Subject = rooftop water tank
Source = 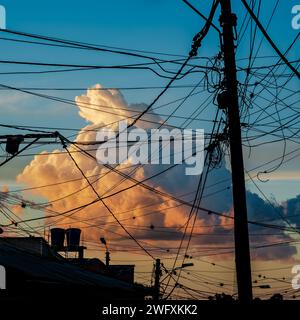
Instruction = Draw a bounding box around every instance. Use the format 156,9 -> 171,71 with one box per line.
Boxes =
66,228 -> 81,249
50,228 -> 65,249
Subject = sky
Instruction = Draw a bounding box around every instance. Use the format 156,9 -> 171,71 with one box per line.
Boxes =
0,0 -> 298,198
0,0 -> 299,299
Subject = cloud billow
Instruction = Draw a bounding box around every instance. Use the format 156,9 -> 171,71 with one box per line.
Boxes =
15,84 -> 300,262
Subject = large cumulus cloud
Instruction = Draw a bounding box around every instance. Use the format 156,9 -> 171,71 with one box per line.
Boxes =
14,84 -> 300,262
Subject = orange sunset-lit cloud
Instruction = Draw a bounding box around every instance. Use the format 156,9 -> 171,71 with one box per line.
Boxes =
14,85 -> 300,261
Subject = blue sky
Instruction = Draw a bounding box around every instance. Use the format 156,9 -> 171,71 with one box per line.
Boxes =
0,0 -> 299,199
0,0 -> 297,100
1,0 -> 297,51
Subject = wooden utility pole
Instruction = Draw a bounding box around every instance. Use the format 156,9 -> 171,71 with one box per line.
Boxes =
105,251 -> 110,267
219,0 -> 253,302
153,259 -> 161,301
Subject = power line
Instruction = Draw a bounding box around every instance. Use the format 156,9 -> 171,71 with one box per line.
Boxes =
58,134 -> 156,260
241,0 -> 300,79
181,0 -> 221,35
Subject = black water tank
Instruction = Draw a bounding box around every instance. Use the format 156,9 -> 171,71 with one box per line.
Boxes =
51,228 -> 65,249
66,228 -> 81,249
